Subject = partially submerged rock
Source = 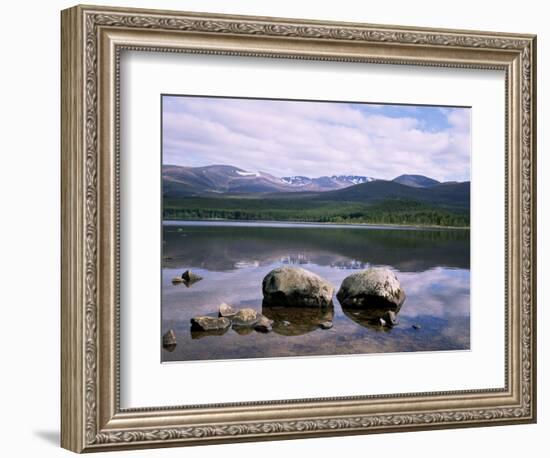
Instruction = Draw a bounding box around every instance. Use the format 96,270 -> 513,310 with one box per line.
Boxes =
219,302 -> 237,318
262,266 -> 334,308
337,268 -> 405,310
191,306 -> 275,336
182,270 -> 203,283
231,308 -> 260,327
228,308 -> 273,333
172,270 -> 203,287
254,315 -> 274,333
162,329 -> 177,351
190,316 -> 231,332
319,321 -> 333,330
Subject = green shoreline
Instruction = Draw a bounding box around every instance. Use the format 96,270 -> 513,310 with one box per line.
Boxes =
163,218 -> 470,231
163,194 -> 470,228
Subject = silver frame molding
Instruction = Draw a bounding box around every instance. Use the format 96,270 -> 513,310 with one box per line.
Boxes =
61,4 -> 537,453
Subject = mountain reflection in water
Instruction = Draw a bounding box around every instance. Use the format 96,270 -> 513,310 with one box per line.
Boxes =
162,222 -> 470,362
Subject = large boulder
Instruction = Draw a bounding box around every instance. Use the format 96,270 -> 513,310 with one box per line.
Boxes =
337,268 -> 405,310
262,266 -> 334,307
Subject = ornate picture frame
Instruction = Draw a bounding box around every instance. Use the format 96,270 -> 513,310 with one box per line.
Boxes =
61,4 -> 536,453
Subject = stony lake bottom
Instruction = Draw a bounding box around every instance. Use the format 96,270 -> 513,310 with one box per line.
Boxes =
161,222 -> 470,362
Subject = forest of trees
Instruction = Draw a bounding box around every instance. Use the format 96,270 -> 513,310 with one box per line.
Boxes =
163,197 -> 470,228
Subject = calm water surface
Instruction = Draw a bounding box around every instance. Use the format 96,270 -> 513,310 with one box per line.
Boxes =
161,221 -> 470,362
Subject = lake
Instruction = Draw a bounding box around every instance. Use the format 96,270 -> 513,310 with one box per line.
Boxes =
161,221 -> 470,362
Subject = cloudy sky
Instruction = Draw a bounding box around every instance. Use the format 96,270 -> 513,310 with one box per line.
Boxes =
162,95 -> 470,182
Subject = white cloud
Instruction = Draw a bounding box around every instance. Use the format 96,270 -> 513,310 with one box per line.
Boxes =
163,97 -> 471,181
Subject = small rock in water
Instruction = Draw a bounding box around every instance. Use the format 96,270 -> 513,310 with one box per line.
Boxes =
219,302 -> 237,318
190,316 -> 231,332
254,315 -> 274,333
382,310 -> 398,327
232,308 -> 260,327
378,318 -> 387,327
162,329 -> 177,347
171,277 -> 184,285
412,324 -> 421,330
319,321 -> 333,330
182,270 -> 203,283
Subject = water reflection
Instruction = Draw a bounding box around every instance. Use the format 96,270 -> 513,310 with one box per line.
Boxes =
161,222 -> 470,362
163,223 -> 469,273
262,305 -> 334,336
191,327 -> 230,340
341,307 -> 399,332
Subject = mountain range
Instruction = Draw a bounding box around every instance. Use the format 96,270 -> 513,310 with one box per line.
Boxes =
162,164 -> 470,227
162,164 -> 458,197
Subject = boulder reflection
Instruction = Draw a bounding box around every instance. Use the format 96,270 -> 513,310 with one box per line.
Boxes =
262,304 -> 334,336
190,327 -> 230,340
341,305 -> 402,332
232,326 -> 255,336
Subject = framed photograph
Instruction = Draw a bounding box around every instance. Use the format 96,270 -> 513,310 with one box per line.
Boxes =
61,4 -> 537,453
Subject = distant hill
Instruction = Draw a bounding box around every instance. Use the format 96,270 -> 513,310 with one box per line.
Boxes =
318,180 -> 470,209
163,165 -> 377,197
392,174 -> 440,188
162,164 -> 288,195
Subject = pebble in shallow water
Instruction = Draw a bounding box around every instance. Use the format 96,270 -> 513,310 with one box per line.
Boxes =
162,329 -> 177,352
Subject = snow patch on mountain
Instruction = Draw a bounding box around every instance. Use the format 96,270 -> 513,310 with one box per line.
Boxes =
280,176 -> 312,186
331,175 -> 376,184
236,170 -> 260,177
